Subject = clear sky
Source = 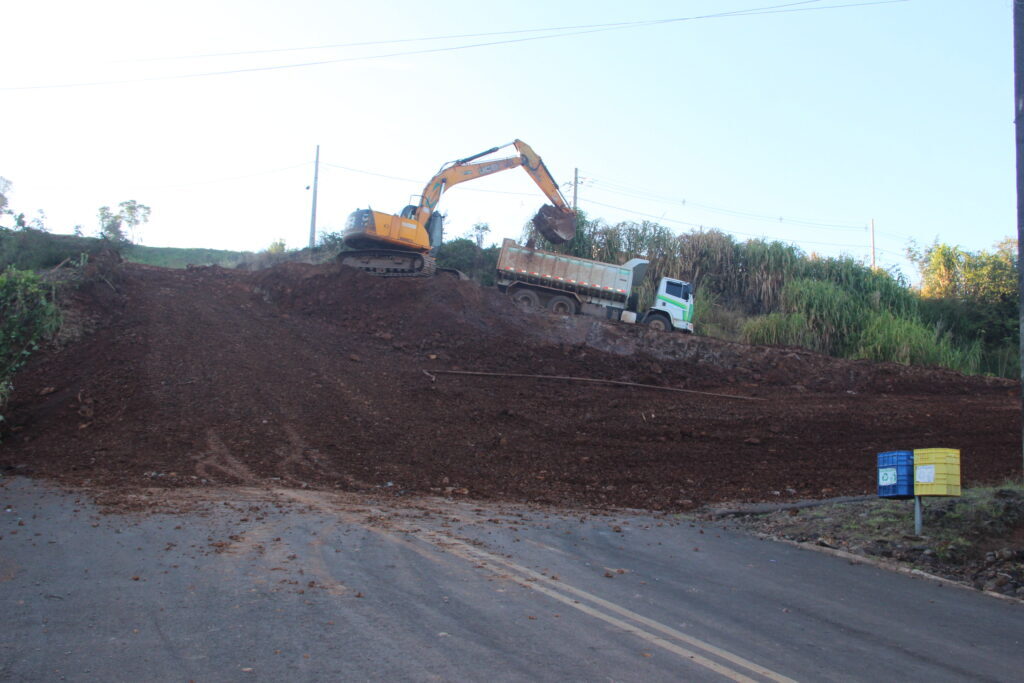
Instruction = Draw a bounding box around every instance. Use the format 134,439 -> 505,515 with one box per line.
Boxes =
0,0 -> 1016,281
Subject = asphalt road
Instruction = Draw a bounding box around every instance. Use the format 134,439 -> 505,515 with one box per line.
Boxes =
1,477 -> 1022,682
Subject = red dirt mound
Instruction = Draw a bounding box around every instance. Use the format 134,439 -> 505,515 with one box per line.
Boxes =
2,261 -> 1019,511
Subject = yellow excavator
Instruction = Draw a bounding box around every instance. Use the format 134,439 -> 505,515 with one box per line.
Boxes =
340,139 -> 576,277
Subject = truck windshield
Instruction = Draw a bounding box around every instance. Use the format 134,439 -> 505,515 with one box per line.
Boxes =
666,281 -> 691,299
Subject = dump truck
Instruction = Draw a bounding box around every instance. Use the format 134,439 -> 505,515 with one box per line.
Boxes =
495,239 -> 694,332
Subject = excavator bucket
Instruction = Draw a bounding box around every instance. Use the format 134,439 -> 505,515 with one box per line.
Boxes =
532,204 -> 576,244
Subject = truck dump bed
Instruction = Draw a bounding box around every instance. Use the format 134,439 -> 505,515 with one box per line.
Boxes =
496,239 -> 634,303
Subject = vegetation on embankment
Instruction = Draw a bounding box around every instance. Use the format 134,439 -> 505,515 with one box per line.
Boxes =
0,267 -> 61,421
0,227 -> 324,270
0,228 -> 112,270
124,245 -> 249,268
524,214 -> 1018,378
727,483 -> 1024,598
2,203 -> 1018,378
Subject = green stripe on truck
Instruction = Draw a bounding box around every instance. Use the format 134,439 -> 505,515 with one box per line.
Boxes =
656,295 -> 694,323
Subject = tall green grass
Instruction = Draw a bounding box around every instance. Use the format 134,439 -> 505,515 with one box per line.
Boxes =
777,278 -> 863,356
741,312 -> 814,349
855,313 -> 981,374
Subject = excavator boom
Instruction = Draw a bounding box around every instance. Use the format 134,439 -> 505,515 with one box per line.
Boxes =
341,139 -> 576,277
413,139 -> 575,243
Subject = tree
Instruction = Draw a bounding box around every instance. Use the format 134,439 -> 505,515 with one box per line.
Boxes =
435,237 -> 478,275
907,238 -> 1018,304
97,206 -> 127,243
435,237 -> 499,285
28,210 -> 47,232
0,177 -> 10,216
117,200 -> 151,243
267,238 -> 287,254
0,178 -> 14,230
908,237 -> 1020,351
470,222 -> 491,248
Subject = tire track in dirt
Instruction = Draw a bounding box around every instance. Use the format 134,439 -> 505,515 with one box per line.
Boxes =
193,430 -> 260,485
4,261 -> 1019,509
276,424 -> 332,487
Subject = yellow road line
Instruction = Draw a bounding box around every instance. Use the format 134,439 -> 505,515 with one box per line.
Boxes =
423,531 -> 796,683
474,546 -> 796,683
268,489 -> 795,682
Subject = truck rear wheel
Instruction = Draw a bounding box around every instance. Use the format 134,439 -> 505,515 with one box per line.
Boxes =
510,288 -> 540,308
547,295 -> 576,315
645,314 -> 671,332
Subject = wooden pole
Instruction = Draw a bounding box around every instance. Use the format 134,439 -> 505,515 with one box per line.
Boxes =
1014,1 -> 1024,481
870,218 -> 876,270
573,167 -> 579,212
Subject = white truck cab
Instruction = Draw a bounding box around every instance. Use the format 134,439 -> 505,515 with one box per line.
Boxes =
641,278 -> 694,333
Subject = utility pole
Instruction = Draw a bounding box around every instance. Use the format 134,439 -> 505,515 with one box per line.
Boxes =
870,218 -> 876,270
308,145 -> 320,249
1014,0 -> 1024,481
573,167 -> 579,212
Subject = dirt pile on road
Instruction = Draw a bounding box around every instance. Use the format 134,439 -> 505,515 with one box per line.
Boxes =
1,260 -> 1019,511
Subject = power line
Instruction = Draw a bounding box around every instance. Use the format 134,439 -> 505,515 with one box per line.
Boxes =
586,173 -> 869,227
133,162 -> 311,189
580,197 -> 878,250
322,161 -> 545,197
125,6 -> 825,62
587,179 -> 867,231
584,173 -> 920,243
139,0 -> 911,63
321,162 -> 419,185
1,0 -> 908,91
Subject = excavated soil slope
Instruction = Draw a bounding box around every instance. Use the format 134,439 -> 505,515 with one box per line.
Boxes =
2,261 -> 1020,511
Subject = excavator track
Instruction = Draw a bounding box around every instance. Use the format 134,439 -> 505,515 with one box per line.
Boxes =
338,249 -> 437,278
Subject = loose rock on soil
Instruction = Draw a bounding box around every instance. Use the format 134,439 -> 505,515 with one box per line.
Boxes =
1,260 -> 1019,512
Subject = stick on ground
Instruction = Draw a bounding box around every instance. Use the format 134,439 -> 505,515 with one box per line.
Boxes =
431,369 -> 764,401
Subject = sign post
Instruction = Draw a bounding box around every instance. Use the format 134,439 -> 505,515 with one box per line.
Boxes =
914,496 -> 922,536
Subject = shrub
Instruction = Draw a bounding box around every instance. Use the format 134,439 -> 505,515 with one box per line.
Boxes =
0,227 -> 111,270
0,267 -> 61,417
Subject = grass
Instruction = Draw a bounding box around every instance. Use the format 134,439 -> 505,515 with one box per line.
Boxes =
124,245 -> 249,269
730,481 -> 1024,572
0,228 -> 112,270
854,312 -> 981,374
